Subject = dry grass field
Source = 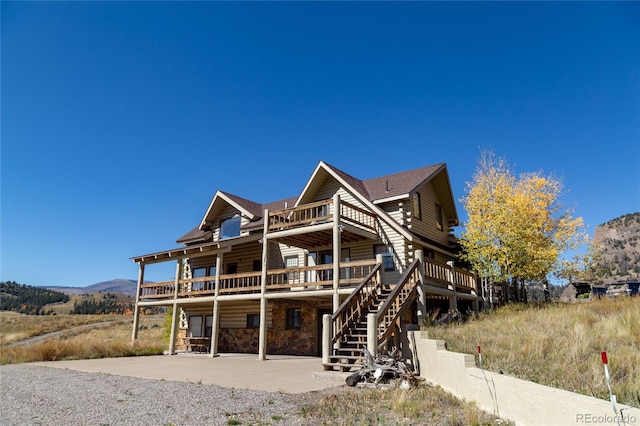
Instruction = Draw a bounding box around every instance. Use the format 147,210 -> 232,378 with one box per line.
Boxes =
426,296 -> 640,408
0,312 -> 165,364
0,311 -> 123,345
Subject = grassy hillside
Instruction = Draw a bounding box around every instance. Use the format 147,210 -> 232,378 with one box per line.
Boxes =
426,297 -> 640,407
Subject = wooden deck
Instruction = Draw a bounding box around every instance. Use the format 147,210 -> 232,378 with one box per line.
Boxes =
138,258 -> 476,302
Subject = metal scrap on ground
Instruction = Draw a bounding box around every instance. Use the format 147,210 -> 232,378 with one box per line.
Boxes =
346,348 -> 424,389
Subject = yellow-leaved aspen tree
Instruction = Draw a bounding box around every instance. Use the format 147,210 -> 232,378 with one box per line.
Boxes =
461,150 -> 585,304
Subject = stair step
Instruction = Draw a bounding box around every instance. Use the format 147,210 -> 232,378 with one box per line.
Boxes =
322,362 -> 360,372
334,348 -> 363,356
337,342 -> 366,350
329,355 -> 361,362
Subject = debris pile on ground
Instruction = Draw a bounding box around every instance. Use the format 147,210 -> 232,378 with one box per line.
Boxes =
346,348 -> 423,389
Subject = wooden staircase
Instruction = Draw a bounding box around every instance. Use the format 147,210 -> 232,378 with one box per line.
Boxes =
324,284 -> 392,371
324,259 -> 421,372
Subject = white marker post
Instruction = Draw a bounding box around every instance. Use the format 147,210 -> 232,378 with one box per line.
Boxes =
601,351 -> 621,426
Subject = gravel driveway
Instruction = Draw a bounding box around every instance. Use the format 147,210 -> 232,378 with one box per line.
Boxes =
1,364 -> 314,425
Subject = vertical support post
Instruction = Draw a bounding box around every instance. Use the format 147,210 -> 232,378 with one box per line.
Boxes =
210,254 -> 222,357
332,194 -> 341,312
376,253 -> 383,290
168,259 -> 182,355
302,249 -> 309,284
472,271 -> 480,312
131,262 -> 145,344
258,209 -> 269,361
367,313 -> 378,356
322,313 -> 331,366
447,260 -> 457,313
415,250 -> 426,325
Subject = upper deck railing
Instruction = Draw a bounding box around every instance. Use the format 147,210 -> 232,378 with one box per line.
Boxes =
267,199 -> 376,233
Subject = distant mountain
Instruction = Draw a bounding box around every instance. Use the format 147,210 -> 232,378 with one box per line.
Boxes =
592,213 -> 640,283
47,279 -> 142,297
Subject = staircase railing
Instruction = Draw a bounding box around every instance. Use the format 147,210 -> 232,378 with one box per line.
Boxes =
376,259 -> 421,343
331,263 -> 383,345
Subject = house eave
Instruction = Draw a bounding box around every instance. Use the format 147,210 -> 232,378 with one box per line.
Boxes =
372,194 -> 409,204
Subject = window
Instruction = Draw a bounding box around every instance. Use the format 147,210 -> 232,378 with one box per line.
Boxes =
285,255 -> 299,268
188,315 -> 203,337
246,313 -> 260,328
192,267 -> 206,291
252,259 -> 262,272
204,315 -> 213,337
285,255 -> 299,282
412,192 -> 422,220
374,245 -> 395,272
286,308 -> 302,329
226,262 -> 238,274
435,203 -> 444,231
220,215 -> 241,239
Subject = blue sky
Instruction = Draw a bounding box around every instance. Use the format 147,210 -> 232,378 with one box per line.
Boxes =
2,2 -> 639,287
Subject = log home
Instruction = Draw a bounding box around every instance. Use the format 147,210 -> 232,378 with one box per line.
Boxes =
131,161 -> 479,371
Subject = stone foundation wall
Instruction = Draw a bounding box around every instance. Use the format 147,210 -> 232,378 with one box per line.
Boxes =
267,300 -> 325,356
218,328 -> 259,353
214,299 -> 330,356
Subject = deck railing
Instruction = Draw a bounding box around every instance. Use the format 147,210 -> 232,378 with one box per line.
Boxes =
138,259 -> 378,300
376,259 -> 420,342
423,258 -> 476,292
332,263 -> 383,345
140,281 -> 175,299
178,277 -> 216,296
267,199 -> 376,233
268,199 -> 332,232
218,272 -> 262,295
339,201 -> 377,232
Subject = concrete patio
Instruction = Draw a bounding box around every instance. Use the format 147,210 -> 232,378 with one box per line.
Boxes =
31,353 -> 348,394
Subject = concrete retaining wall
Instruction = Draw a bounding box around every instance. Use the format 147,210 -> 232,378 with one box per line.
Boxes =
410,331 -> 640,426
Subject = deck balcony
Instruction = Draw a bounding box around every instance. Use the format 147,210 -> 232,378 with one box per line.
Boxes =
266,198 -> 378,249
137,258 -> 476,302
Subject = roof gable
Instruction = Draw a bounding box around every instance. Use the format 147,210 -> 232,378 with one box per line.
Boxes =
199,191 -> 263,231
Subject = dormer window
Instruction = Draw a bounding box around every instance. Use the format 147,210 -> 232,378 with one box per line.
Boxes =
220,215 -> 241,239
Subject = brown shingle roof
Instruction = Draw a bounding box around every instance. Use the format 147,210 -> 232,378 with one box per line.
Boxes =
219,191 -> 264,218
363,163 -> 444,201
322,162 -> 371,200
176,227 -> 211,244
